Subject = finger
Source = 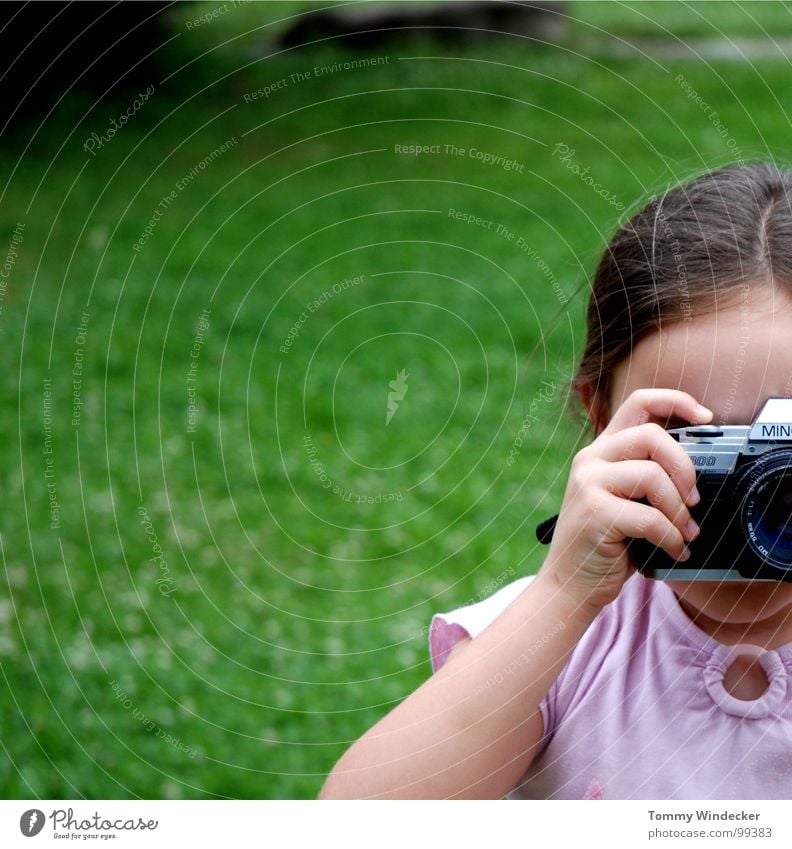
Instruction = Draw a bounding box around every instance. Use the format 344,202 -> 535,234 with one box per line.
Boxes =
601,459 -> 698,541
598,496 -> 691,562
602,388 -> 712,437
596,424 -> 700,506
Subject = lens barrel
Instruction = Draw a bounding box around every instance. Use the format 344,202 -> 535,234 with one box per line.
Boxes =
738,449 -> 792,572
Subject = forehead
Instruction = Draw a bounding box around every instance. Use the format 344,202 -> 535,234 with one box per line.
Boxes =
608,286 -> 792,424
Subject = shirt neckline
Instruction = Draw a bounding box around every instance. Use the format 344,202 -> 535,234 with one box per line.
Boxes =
646,573 -> 792,664
643,574 -> 792,717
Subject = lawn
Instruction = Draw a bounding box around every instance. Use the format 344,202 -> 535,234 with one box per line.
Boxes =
1,0 -> 791,799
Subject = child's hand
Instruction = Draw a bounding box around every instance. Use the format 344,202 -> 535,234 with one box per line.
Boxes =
540,388 -> 712,612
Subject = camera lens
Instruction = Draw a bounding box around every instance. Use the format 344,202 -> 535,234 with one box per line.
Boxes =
741,451 -> 792,571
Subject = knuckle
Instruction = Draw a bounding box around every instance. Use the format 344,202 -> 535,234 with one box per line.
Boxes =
667,447 -> 692,473
570,450 -> 599,484
629,388 -> 651,406
647,481 -> 669,507
665,453 -> 685,474
681,450 -> 698,474
571,446 -> 591,470
672,454 -> 697,488
640,510 -> 665,537
672,460 -> 690,483
580,486 -> 605,517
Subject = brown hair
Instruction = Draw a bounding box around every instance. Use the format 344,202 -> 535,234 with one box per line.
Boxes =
570,160 -> 792,434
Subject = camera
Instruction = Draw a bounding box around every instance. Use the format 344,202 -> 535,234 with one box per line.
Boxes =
536,397 -> 792,582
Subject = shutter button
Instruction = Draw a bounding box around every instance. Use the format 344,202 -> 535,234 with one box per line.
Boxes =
685,425 -> 724,438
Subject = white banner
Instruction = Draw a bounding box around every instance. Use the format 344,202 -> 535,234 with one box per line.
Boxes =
2,800 -> 790,848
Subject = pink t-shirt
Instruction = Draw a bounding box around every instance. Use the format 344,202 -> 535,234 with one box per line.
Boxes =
428,571 -> 792,799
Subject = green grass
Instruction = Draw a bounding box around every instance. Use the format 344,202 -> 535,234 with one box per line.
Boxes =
569,0 -> 792,39
2,0 -> 792,799
167,0 -> 792,46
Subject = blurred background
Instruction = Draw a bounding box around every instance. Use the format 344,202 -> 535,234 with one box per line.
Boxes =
1,0 -> 791,799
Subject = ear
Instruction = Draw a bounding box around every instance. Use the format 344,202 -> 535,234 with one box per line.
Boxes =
577,382 -> 607,436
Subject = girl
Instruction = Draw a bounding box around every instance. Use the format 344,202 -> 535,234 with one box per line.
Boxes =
320,161 -> 792,800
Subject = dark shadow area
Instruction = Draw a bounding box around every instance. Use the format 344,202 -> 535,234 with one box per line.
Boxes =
0,2 -> 173,137
275,1 -> 568,49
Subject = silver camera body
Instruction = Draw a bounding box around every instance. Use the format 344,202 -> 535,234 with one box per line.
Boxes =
537,397 -> 792,582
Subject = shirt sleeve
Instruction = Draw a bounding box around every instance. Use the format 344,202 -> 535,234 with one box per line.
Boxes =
428,574 -> 536,673
537,574 -> 630,735
427,570 -> 628,750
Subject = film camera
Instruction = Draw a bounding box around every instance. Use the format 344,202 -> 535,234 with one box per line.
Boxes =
536,398 -> 792,582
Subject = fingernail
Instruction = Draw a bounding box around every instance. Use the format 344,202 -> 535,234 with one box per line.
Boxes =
696,404 -> 713,421
686,518 -> 700,539
688,486 -> 701,506
679,546 -> 691,561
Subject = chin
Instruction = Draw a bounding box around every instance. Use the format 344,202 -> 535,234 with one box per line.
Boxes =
665,579 -> 792,624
